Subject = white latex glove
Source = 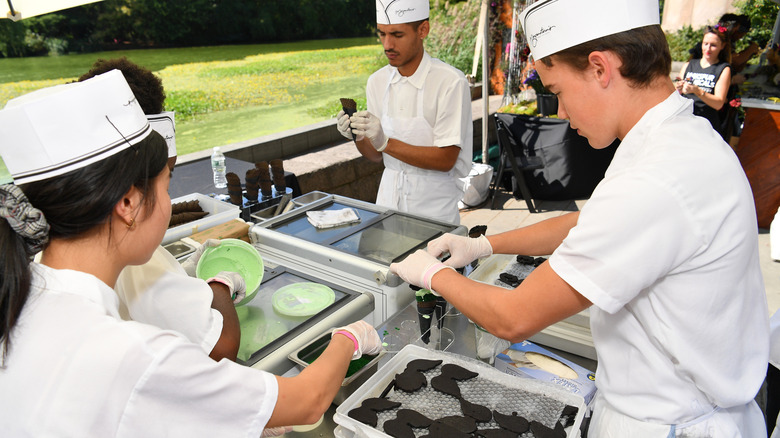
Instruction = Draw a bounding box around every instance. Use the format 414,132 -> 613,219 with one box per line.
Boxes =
427,234 -> 493,269
350,111 -> 388,152
207,271 -> 247,304
261,426 -> 293,437
390,249 -> 456,292
332,320 -> 383,360
181,239 -> 221,277
336,110 -> 353,140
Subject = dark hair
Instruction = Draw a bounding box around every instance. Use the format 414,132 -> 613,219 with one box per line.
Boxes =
704,25 -> 732,64
540,25 -> 672,89
0,131 -> 168,364
78,57 -> 166,115
719,13 -> 750,33
410,19 -> 429,31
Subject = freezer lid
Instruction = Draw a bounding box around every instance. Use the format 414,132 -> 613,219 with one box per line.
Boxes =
250,195 -> 466,287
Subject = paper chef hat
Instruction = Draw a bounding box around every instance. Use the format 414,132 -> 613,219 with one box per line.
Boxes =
0,69 -> 152,185
376,0 -> 429,25
147,111 -> 176,158
520,0 -> 660,60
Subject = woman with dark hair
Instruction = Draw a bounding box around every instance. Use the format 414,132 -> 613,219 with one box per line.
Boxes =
0,70 -> 382,436
676,25 -> 733,137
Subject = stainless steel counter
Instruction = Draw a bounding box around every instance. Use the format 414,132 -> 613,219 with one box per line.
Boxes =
281,299 -> 597,437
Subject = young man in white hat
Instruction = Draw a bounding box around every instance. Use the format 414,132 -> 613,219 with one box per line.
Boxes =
390,0 -> 769,435
337,0 -> 472,225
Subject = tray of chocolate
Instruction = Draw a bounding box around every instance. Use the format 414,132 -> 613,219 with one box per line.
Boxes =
468,255 -> 589,329
334,345 -> 585,438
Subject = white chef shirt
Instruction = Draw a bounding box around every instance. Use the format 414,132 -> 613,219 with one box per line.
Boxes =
366,51 -> 473,179
116,246 -> 222,354
0,263 -> 278,437
549,93 -> 769,427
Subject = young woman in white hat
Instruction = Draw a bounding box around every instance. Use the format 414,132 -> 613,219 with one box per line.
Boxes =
0,70 -> 382,436
391,0 -> 768,436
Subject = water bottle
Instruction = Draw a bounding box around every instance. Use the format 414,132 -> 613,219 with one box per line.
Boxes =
211,146 -> 227,189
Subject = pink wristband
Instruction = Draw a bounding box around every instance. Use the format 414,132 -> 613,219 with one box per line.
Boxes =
422,263 -> 447,290
333,330 -> 359,353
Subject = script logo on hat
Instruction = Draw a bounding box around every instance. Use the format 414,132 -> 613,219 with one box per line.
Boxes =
530,25 -> 556,48
396,7 -> 416,18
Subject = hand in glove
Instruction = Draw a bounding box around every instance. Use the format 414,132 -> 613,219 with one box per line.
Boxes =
427,234 -> 493,269
207,271 -> 247,304
350,111 -> 388,152
332,320 -> 383,360
336,110 -> 353,140
181,239 -> 221,277
390,249 -> 456,292
262,426 -> 293,437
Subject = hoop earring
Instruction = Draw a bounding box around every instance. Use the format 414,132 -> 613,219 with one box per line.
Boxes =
127,218 -> 135,229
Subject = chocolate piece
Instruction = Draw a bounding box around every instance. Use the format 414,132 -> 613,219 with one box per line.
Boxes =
533,257 -> 546,267
460,398 -> 492,422
492,411 -> 529,433
474,429 -> 518,438
270,159 -> 286,191
431,374 -> 461,398
406,359 -> 443,372
245,168 -> 260,202
468,225 -> 488,238
440,364 -> 478,381
255,161 -> 272,197
560,404 -> 578,428
529,420 -> 566,438
347,397 -> 401,428
169,211 -> 208,227
498,272 -> 521,287
515,255 -> 536,265
395,368 -> 427,392
437,415 -> 477,433
171,200 -> 202,214
226,172 -> 243,206
394,358 -> 443,392
422,420 -> 472,438
340,98 -> 357,116
383,409 -> 432,438
340,98 -> 358,141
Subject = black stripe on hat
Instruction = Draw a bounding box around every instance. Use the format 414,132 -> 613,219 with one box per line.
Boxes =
14,122 -> 152,183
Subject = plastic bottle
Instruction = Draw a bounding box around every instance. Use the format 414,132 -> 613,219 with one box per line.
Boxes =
211,146 -> 227,189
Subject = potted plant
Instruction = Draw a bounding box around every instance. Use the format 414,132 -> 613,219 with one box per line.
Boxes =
524,69 -> 558,116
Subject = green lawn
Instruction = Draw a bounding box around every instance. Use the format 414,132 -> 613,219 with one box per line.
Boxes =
0,37 -> 383,182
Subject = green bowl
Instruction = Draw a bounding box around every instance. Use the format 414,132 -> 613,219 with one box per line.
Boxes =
196,239 -> 264,306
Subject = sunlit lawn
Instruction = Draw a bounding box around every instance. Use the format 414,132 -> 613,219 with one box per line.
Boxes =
0,37 -> 384,181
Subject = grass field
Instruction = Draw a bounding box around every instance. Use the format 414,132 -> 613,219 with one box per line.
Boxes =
0,37 -> 384,181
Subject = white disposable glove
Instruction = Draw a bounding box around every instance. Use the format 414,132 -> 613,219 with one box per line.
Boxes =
207,271 -> 247,304
332,320 -> 383,360
390,249 -> 456,292
427,234 -> 493,269
336,110 -> 353,140
350,111 -> 388,152
261,426 -> 293,437
181,239 -> 221,277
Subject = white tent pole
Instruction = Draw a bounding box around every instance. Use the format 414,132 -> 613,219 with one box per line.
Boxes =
472,0 -> 486,78
481,0 -> 489,164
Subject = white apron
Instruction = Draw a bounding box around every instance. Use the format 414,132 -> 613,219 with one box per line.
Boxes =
375,72 -> 464,225
590,392 -> 767,437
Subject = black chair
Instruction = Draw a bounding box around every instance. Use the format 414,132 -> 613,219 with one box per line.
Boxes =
490,113 -> 545,212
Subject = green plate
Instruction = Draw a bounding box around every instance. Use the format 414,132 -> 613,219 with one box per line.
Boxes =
272,282 -> 336,317
196,239 -> 264,306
